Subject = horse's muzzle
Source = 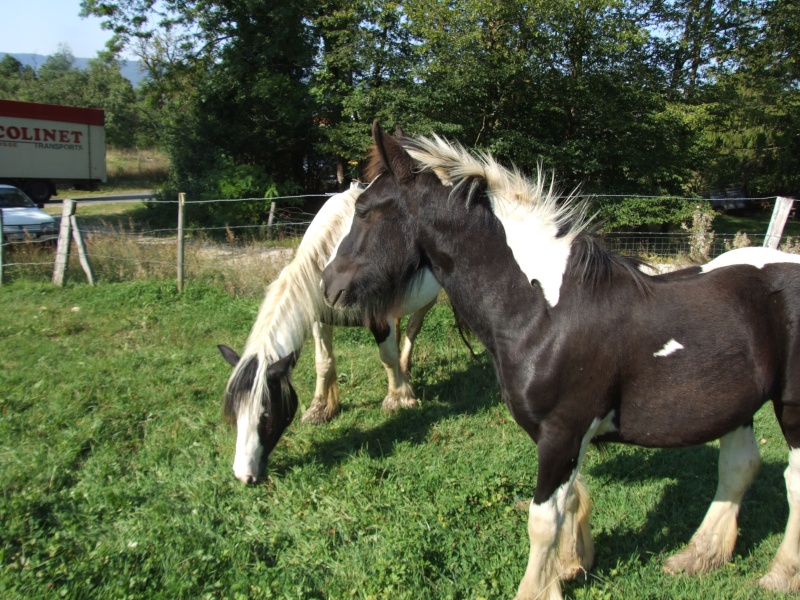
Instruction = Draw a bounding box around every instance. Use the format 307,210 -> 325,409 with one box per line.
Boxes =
321,262 -> 355,309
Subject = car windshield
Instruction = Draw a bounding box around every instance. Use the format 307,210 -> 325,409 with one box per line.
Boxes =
0,189 -> 36,209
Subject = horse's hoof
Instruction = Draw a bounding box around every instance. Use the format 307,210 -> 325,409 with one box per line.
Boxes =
300,401 -> 338,424
381,394 -> 418,411
559,564 -> 589,582
760,563 -> 800,593
663,551 -> 702,576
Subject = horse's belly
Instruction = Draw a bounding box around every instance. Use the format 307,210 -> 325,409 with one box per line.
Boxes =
612,385 -> 770,448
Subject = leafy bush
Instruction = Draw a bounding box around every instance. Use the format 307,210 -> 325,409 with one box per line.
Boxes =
594,197 -> 714,232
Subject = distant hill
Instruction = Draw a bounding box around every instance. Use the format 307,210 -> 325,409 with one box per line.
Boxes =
0,52 -> 147,88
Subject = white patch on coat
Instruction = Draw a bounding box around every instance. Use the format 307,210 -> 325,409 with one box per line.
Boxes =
494,211 -> 573,307
653,339 -> 684,357
702,247 -> 800,273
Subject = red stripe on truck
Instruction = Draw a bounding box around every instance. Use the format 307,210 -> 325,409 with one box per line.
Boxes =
0,99 -> 105,126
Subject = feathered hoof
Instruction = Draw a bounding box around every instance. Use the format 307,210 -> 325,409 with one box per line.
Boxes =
300,399 -> 339,424
663,544 -> 723,576
381,393 -> 418,411
760,562 -> 800,593
559,563 -> 589,582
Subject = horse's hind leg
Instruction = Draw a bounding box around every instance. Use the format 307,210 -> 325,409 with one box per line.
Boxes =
301,321 -> 340,424
664,425 -> 760,576
374,318 -> 418,411
760,429 -> 800,592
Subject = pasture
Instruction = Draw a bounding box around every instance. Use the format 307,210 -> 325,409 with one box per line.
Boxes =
0,279 -> 792,599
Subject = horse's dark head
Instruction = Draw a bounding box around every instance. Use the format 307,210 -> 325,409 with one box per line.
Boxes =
322,121 -> 436,316
218,344 -> 298,484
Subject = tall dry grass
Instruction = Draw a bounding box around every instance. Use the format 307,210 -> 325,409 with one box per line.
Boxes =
2,224 -> 296,297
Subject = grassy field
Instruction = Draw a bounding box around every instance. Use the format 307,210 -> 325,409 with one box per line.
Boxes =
0,278 -> 794,599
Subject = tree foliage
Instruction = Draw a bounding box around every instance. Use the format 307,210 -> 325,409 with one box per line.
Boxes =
4,0 -> 791,216
0,46 -> 151,149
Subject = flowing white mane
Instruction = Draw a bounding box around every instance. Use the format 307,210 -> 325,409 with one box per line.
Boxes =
405,135 -> 590,306
225,184 -> 363,419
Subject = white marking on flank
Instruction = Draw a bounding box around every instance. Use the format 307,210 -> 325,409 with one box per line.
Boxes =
654,339 -> 684,357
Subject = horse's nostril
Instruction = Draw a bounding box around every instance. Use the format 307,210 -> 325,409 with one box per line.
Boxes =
246,475 -> 257,485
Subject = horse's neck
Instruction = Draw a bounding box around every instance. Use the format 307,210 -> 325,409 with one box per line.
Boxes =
243,265 -> 322,361
242,192 -> 359,362
423,202 -> 555,356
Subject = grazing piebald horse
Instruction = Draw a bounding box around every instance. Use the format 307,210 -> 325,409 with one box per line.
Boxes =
222,182 -> 440,484
321,122 -> 800,598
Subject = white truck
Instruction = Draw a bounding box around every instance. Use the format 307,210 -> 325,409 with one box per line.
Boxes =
0,99 -> 106,202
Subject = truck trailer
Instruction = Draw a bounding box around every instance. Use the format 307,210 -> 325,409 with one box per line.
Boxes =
0,99 -> 106,202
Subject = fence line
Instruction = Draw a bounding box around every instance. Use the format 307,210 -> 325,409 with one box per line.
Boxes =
1,193 -> 797,287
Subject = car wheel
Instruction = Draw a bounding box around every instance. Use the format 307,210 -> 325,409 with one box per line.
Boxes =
25,181 -> 52,203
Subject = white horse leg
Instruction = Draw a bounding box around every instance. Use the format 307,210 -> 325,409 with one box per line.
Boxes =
516,418 -> 607,600
301,321 -> 340,424
516,477 -> 575,600
664,425 -> 760,575
760,448 -> 800,592
379,318 -> 418,411
399,298 -> 436,377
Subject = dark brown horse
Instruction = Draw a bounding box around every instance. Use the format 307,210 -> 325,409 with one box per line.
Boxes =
321,122 -> 800,599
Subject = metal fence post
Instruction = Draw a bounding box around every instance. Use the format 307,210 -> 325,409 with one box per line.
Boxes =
177,192 -> 185,292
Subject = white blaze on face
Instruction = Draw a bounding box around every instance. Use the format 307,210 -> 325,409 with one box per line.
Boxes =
233,409 -> 263,484
653,339 -> 684,357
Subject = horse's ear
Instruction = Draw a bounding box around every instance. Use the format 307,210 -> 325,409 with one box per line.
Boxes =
218,344 -> 240,367
267,352 -> 297,379
395,125 -> 407,139
373,120 -> 414,183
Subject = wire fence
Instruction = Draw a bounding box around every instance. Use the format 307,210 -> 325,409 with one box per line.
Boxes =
1,193 -> 797,292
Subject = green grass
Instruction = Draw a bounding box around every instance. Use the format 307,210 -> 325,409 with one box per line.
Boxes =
713,210 -> 800,237
0,279 -> 792,599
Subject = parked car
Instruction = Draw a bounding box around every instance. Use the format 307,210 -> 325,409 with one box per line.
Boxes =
0,184 -> 58,242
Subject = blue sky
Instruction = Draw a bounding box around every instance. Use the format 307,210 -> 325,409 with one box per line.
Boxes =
3,0 -> 134,59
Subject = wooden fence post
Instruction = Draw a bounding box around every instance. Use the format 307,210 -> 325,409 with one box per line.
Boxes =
764,196 -> 795,249
177,192 -> 185,292
267,200 -> 277,238
52,199 -> 75,286
70,214 -> 95,285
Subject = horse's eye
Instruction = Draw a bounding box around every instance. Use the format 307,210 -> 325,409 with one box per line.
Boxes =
355,207 -> 369,219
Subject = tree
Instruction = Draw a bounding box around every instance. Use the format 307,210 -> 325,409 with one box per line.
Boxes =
0,55 -> 36,99
700,0 -> 800,195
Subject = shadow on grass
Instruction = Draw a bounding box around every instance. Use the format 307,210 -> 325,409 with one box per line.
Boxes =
581,445 -> 787,573
269,352 -> 500,473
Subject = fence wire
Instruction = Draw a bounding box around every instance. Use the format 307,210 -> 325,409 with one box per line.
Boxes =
1,194 -> 796,286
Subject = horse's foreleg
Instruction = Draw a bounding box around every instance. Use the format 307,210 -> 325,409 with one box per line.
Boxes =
301,321 -> 340,424
375,318 -> 418,411
664,425 -> 760,576
760,447 -> 800,592
516,481 -> 570,600
399,298 -> 436,377
516,420 -> 602,600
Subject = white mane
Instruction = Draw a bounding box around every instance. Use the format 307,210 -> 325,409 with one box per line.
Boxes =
406,135 -> 590,306
225,184 -> 363,420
